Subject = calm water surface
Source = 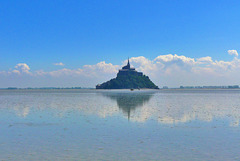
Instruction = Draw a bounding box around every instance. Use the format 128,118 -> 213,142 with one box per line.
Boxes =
1,89 -> 240,160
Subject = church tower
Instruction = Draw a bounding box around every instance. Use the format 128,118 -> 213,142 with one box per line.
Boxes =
122,57 -> 131,69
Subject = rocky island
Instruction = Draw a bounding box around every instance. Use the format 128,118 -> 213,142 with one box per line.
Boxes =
96,58 -> 159,89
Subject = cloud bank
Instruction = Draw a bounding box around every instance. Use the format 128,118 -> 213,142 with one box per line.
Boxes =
1,50 -> 240,88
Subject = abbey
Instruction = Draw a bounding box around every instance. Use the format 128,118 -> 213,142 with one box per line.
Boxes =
117,58 -> 143,77
96,58 -> 159,89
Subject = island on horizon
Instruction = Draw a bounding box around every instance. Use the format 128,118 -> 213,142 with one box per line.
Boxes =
96,58 -> 159,89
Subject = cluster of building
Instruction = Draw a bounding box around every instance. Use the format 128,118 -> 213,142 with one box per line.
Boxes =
117,58 -> 143,77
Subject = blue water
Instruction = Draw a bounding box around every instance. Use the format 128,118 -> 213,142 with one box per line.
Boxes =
0,89 -> 240,160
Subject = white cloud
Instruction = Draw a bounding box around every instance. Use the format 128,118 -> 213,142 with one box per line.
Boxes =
14,63 -> 31,74
43,61 -> 119,78
54,62 -> 65,66
228,50 -> 238,57
154,54 -> 195,65
196,56 -> 213,64
83,61 -> 119,76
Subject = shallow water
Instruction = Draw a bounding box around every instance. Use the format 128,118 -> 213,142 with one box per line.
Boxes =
0,89 -> 240,160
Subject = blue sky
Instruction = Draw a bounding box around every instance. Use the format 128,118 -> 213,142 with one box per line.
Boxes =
1,0 -> 240,87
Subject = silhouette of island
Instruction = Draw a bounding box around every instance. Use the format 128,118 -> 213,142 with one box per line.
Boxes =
96,58 -> 159,89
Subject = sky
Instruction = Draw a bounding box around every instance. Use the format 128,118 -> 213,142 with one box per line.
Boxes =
1,0 -> 240,88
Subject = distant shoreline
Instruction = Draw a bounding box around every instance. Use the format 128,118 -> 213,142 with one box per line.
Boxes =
1,85 -> 239,90
1,88 -> 240,91
0,87 -> 93,90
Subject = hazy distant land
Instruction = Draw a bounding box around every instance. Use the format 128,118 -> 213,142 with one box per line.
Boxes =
1,85 -> 240,90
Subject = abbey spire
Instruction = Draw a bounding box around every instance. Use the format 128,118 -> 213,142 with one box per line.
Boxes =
122,57 -> 131,70
127,57 -> 130,66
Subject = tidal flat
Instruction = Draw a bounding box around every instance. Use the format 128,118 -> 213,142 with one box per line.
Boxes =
0,89 -> 240,160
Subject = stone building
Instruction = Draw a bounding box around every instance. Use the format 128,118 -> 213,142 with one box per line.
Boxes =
117,58 -> 143,77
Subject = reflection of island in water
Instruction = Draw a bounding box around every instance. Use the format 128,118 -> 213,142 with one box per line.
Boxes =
101,91 -> 155,120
